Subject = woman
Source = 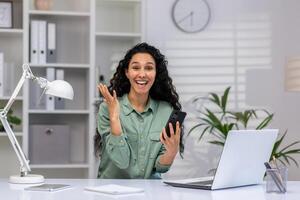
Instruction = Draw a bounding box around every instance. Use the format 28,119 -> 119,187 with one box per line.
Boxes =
95,42 -> 183,179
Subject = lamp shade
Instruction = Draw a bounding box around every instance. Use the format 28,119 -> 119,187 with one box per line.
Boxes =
286,57 -> 300,92
45,80 -> 74,100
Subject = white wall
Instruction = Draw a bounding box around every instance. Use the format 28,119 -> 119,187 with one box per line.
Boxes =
145,0 -> 300,180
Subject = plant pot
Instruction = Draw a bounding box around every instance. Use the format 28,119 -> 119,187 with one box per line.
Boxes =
34,0 -> 53,11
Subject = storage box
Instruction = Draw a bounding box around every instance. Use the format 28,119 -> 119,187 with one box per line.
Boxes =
29,125 -> 70,164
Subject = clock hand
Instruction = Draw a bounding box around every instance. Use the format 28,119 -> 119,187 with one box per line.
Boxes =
177,11 -> 193,24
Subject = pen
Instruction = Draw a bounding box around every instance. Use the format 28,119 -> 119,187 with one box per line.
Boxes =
264,162 -> 286,193
272,156 -> 285,187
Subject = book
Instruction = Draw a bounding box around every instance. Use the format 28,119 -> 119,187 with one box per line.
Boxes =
24,184 -> 71,192
84,184 -> 144,195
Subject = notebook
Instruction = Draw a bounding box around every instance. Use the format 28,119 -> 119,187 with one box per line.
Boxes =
84,184 -> 144,195
164,129 -> 278,190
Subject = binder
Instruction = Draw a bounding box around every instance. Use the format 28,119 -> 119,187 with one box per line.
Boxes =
47,23 -> 56,63
0,52 -> 3,96
55,69 -> 64,109
30,20 -> 39,64
3,63 -> 15,96
29,80 -> 46,109
46,68 -> 55,110
38,20 -> 47,64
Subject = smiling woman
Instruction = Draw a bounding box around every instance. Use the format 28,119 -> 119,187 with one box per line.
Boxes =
94,43 -> 184,179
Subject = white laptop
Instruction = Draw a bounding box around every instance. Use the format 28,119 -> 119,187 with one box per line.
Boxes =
164,129 -> 278,190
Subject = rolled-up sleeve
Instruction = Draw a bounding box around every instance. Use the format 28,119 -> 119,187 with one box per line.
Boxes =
98,103 -> 130,169
154,145 -> 171,173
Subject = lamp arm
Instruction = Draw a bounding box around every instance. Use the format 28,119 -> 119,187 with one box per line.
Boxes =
3,64 -> 35,113
0,116 -> 30,176
0,65 -> 33,176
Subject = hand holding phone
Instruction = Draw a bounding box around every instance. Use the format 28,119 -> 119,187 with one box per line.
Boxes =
165,110 -> 186,137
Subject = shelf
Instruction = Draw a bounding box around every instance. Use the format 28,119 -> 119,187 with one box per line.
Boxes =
0,132 -> 22,137
29,63 -> 90,69
29,10 -> 90,17
0,96 -> 23,101
30,164 -> 89,169
0,29 -> 23,35
28,110 -> 90,114
96,31 -> 141,38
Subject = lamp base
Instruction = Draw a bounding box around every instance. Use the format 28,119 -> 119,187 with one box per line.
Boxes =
9,174 -> 44,184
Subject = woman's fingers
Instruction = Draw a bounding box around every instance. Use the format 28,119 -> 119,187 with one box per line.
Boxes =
175,121 -> 181,142
160,132 -> 165,144
98,83 -> 114,103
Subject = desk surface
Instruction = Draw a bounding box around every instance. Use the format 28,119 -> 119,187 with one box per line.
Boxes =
1,179 -> 299,200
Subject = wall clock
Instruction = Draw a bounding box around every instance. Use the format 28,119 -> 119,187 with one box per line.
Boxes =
171,0 -> 211,33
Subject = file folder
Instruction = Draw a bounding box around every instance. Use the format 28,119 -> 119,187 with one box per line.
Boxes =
38,20 -> 47,64
47,23 -> 56,63
30,20 -> 39,64
3,63 -> 15,96
55,69 -> 65,109
46,68 -> 55,110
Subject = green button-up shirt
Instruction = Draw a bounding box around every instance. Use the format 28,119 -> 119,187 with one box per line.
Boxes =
97,94 -> 173,179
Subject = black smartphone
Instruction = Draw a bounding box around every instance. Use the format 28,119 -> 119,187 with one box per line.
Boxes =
165,110 -> 187,137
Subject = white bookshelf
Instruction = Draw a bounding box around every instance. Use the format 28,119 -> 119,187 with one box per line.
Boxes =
0,0 -> 144,179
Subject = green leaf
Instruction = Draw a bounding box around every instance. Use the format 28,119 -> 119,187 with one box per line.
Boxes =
209,93 -> 220,107
279,141 -> 300,153
209,140 -> 225,146
272,131 -> 287,156
187,123 -> 206,136
206,109 -> 221,125
280,149 -> 300,155
197,126 -> 211,142
221,87 -> 230,112
285,155 -> 299,167
256,114 -> 273,129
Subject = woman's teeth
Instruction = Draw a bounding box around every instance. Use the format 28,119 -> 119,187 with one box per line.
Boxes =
136,80 -> 147,85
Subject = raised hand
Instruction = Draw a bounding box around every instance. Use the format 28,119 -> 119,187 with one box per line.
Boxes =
98,83 -> 121,135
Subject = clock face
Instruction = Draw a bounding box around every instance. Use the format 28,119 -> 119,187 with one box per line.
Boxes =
172,0 -> 211,33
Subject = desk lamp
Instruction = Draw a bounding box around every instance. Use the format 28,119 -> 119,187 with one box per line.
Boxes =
0,64 -> 74,184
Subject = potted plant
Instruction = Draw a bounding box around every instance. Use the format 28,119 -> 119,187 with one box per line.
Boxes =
0,109 -> 21,132
188,87 -> 300,166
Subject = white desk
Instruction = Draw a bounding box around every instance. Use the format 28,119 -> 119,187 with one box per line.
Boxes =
1,179 -> 299,200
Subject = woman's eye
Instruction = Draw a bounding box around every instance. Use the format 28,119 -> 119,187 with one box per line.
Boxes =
145,66 -> 154,70
132,66 -> 140,70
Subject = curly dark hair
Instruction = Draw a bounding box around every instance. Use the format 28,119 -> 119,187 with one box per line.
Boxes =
94,42 -> 184,157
